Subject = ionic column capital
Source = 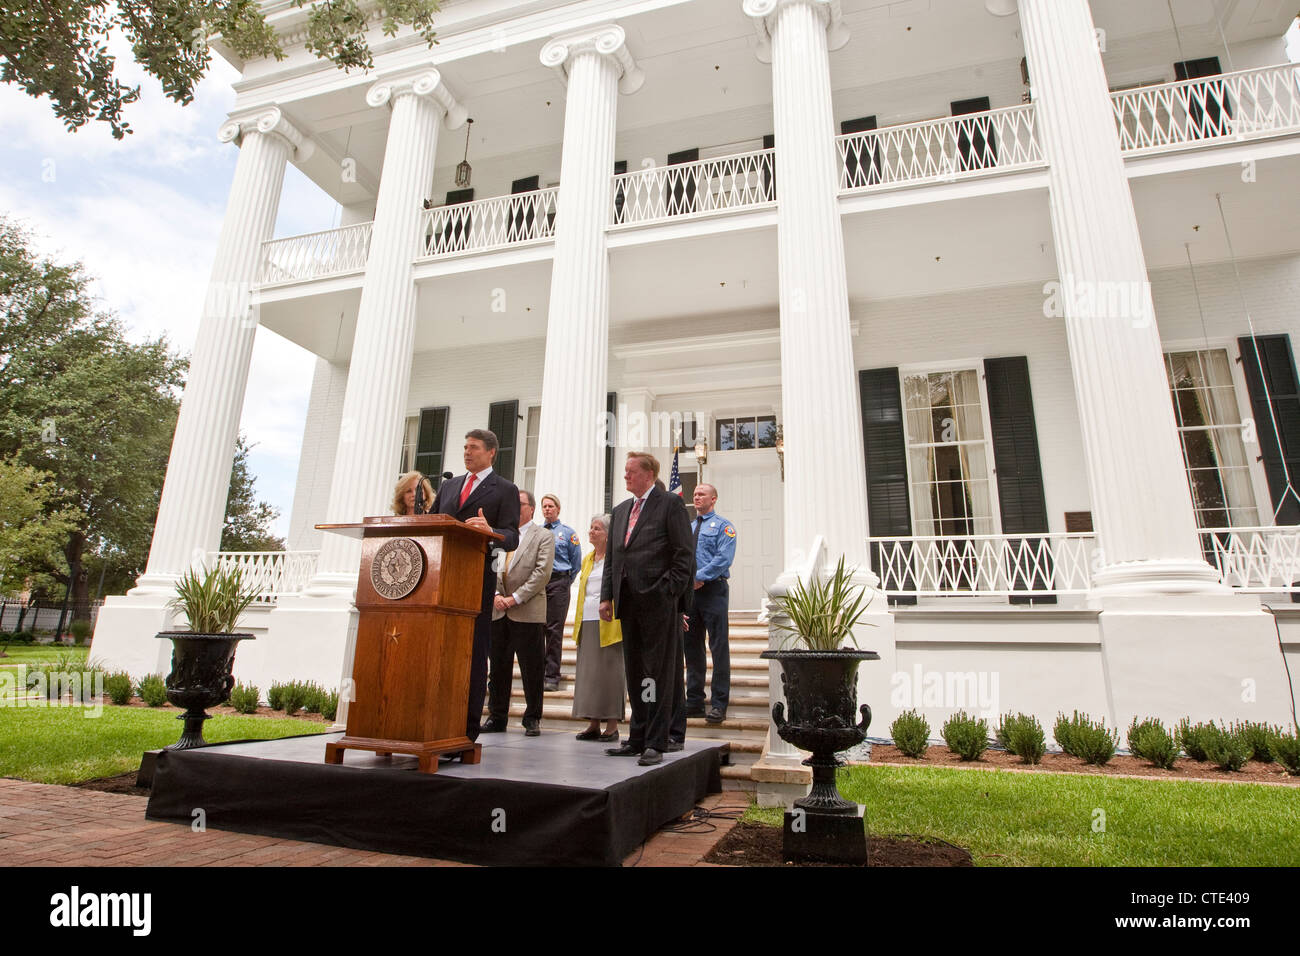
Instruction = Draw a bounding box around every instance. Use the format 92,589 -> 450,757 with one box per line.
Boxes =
540,24 -> 645,95
366,66 -> 468,130
742,0 -> 848,63
218,106 -> 315,160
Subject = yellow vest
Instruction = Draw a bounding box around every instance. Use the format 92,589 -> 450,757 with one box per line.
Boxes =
573,550 -> 623,648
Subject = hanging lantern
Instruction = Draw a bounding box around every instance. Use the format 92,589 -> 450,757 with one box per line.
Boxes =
455,119 -> 474,188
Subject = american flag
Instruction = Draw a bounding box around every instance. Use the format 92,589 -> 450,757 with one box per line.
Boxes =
667,450 -> 683,496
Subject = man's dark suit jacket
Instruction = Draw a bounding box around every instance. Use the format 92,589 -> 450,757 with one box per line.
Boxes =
601,485 -> 694,615
430,468 -> 520,741
431,470 -> 521,580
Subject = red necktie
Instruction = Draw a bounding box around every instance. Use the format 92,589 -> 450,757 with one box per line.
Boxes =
625,497 -> 643,545
459,473 -> 476,508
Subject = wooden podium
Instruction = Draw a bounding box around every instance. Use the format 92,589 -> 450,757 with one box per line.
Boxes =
318,514 -> 500,772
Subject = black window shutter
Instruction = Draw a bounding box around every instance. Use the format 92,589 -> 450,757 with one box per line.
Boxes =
951,96 -> 995,171
444,188 -> 474,250
613,161 -> 627,224
761,134 -> 775,201
414,407 -> 449,487
840,115 -> 880,186
985,357 -> 1054,604
860,368 -> 915,604
1174,56 -> 1230,134
604,391 -> 617,512
509,176 -> 539,241
666,148 -> 699,214
1238,334 -> 1300,525
488,400 -> 519,483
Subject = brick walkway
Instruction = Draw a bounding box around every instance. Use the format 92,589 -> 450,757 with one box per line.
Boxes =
0,778 -> 746,867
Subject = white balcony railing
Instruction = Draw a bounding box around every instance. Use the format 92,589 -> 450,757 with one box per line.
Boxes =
418,187 -> 560,258
1111,63 -> 1300,156
611,148 -> 775,227
869,533 -> 1097,597
258,222 -> 373,285
206,551 -> 320,604
1200,526 -> 1300,593
838,103 -> 1046,194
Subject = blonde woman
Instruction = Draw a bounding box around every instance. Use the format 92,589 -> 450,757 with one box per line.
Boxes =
393,471 -> 435,516
571,514 -> 625,741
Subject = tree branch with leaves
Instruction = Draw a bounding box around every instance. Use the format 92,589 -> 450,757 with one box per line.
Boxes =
0,0 -> 440,138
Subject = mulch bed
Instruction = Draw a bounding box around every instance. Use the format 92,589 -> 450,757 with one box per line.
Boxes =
109,699 -> 332,722
865,744 -> 1300,785
69,772 -> 150,797
704,823 -> 971,867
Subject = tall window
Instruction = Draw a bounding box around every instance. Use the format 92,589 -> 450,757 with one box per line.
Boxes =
901,369 -> 996,537
521,405 -> 541,495
399,416 -> 419,475
1165,349 -> 1258,528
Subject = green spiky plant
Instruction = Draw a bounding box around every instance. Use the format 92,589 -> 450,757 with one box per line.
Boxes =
169,566 -> 263,634
767,555 -> 875,650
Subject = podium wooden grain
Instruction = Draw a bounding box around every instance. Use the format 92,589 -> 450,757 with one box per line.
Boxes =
318,515 -> 500,772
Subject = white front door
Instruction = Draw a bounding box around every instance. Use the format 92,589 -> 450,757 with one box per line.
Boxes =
704,450 -> 784,611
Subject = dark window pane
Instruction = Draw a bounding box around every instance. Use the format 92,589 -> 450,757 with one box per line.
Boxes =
737,420 -> 756,449
758,417 -> 777,448
717,420 -> 736,451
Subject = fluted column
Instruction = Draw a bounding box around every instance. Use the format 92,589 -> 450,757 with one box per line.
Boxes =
310,67 -> 466,592
1020,0 -> 1221,593
532,25 -> 644,523
744,0 -> 870,573
135,108 -> 309,593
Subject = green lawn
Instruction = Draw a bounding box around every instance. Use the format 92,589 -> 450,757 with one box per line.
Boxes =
0,645 -> 90,666
745,764 -> 1300,867
0,705 -> 329,784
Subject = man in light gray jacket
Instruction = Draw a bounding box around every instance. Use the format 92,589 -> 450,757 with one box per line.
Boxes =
483,490 -> 555,736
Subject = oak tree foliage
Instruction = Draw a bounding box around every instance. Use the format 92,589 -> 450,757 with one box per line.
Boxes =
0,0 -> 440,138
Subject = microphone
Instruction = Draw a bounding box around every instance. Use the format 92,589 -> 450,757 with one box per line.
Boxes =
414,480 -> 426,515
442,471 -> 453,481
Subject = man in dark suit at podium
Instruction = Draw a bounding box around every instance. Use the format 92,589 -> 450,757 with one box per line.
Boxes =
431,428 -> 521,743
600,452 -> 694,765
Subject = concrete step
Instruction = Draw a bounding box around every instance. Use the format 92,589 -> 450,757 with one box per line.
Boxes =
495,701 -> 770,735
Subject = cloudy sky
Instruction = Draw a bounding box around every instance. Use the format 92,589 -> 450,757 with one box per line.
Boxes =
2,19 -> 1297,547
0,41 -> 338,541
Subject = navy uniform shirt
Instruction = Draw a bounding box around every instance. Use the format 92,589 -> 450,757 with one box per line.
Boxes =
692,511 -> 737,582
544,520 -> 583,575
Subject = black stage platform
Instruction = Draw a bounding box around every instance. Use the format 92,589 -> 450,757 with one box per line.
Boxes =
145,729 -> 726,866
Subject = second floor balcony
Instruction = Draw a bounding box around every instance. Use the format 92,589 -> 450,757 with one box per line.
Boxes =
255,63 -> 1300,287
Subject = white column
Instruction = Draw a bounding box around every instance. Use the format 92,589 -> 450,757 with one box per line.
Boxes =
134,108 -> 309,594
532,26 -> 644,526
743,0 -> 870,572
309,68 -> 466,593
1020,0 -> 1222,594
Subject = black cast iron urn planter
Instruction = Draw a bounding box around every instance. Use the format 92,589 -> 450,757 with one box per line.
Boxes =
155,631 -> 254,750
760,648 -> 879,815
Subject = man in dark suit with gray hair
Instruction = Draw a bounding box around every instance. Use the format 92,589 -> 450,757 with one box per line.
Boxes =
600,451 -> 694,766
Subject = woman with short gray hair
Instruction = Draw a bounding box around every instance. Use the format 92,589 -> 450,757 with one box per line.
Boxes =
571,513 -> 625,740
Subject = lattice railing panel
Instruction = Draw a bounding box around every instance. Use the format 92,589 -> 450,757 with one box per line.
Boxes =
838,104 -> 1045,193
259,223 -> 372,285
1111,63 -> 1300,156
418,187 -> 560,258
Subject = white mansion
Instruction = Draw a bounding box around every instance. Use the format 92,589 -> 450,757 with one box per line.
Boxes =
94,0 -> 1300,777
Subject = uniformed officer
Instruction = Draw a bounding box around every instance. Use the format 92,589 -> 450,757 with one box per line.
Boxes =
540,493 -> 583,691
686,483 -> 736,723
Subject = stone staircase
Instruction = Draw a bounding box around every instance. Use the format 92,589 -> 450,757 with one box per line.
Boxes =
494,611 -> 771,789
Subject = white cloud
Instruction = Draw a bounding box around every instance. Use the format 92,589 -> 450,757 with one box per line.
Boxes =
0,37 -> 338,544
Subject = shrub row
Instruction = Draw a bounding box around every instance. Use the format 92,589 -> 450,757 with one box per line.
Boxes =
267,681 -> 338,720
886,708 -> 1299,776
